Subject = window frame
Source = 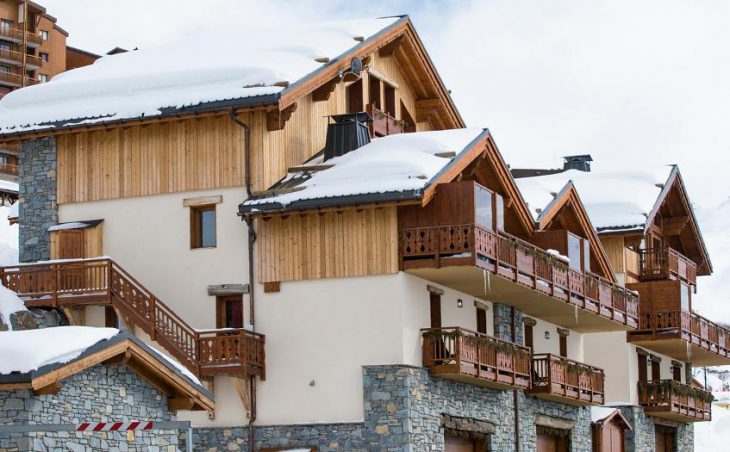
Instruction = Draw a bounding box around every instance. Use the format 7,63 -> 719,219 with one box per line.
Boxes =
190,204 -> 217,249
40,30 -> 49,40
39,52 -> 48,63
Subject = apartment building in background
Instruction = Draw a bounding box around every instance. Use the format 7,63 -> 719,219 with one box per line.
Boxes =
0,14 -> 724,452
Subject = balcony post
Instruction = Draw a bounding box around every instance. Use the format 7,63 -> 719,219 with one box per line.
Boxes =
455,328 -> 462,371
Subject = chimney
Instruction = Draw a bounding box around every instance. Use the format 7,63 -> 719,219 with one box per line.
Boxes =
563,154 -> 593,172
323,112 -> 372,161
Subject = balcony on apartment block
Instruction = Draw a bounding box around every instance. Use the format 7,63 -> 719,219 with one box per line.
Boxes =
638,380 -> 712,422
421,327 -> 531,390
528,354 -> 605,406
400,181 -> 639,333
638,247 -> 697,286
366,104 -> 405,137
0,26 -> 42,47
0,48 -> 42,68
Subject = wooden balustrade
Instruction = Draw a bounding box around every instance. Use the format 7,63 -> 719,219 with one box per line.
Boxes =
0,27 -> 42,46
367,104 -> 404,136
638,380 -> 712,422
0,48 -> 41,67
638,247 -> 697,285
0,258 -> 265,379
421,327 -> 531,390
529,353 -> 605,406
632,310 -> 730,358
401,223 -> 639,328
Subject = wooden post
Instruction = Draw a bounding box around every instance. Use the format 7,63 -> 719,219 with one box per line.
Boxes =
51,264 -> 58,307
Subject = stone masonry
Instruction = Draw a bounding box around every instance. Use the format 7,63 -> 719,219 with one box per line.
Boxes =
18,137 -> 57,263
618,405 -> 694,452
0,364 -> 179,452
492,303 -> 524,344
188,365 -> 592,451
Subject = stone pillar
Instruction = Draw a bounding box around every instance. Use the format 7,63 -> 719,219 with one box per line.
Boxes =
492,303 -> 524,344
18,137 -> 57,263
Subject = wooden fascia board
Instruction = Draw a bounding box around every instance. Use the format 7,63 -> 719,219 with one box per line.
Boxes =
252,199 -> 419,220
646,167 -> 712,274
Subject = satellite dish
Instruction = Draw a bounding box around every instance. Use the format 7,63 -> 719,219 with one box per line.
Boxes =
350,57 -> 363,75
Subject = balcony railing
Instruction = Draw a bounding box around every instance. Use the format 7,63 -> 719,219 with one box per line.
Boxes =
638,247 -> 697,285
401,224 -> 639,328
528,353 -> 605,406
0,162 -> 18,175
0,48 -> 42,67
422,327 -> 531,390
367,104 -> 404,136
630,310 -> 730,359
638,380 -> 712,422
0,27 -> 42,46
0,71 -> 21,86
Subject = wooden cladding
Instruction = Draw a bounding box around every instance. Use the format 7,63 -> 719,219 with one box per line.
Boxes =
258,207 -> 398,283
57,115 -> 248,204
50,224 -> 103,259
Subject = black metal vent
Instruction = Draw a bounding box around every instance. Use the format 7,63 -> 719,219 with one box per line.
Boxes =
323,112 -> 372,161
563,154 -> 593,172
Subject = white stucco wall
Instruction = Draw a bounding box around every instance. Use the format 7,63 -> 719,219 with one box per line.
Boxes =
528,316 -> 584,362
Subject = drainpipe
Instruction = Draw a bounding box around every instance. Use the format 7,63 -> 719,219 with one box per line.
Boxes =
511,306 -> 520,452
228,109 -> 257,451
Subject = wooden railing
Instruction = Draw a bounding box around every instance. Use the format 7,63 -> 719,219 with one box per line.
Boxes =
638,247 -> 697,285
0,48 -> 41,67
638,380 -> 712,422
400,224 -> 639,328
0,71 -> 21,86
631,310 -> 730,358
367,104 -> 404,136
0,258 -> 265,379
0,27 -> 42,46
529,353 -> 605,405
422,327 -> 531,389
0,162 -> 18,175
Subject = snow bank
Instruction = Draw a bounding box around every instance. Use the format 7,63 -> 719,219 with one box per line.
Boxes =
0,284 -> 25,330
0,326 -> 118,374
0,17 -> 400,133
514,165 -> 674,231
245,128 -> 485,207
696,406 -> 730,449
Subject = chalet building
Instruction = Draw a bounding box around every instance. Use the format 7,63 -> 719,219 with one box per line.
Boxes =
0,14 -> 721,452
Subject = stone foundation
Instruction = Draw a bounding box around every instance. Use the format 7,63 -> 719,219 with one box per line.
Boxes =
0,365 -> 178,451
188,365 -> 592,451
617,405 -> 694,452
18,137 -> 57,263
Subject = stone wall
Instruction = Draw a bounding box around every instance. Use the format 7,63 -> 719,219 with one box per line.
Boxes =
188,365 -> 592,451
492,303 -> 524,344
617,405 -> 694,452
18,137 -> 57,263
0,365 -> 178,451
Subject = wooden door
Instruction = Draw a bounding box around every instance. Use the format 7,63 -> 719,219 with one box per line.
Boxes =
600,422 -> 624,452
537,432 -> 568,452
444,434 -> 487,452
430,293 -> 442,329
654,426 -> 675,452
56,229 -> 85,259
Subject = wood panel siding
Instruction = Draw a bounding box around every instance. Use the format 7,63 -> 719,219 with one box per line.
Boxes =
257,207 -> 398,283
50,224 -> 103,259
600,236 -> 625,273
57,115 -> 250,203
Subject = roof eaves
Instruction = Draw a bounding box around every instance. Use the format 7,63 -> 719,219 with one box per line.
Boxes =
422,128 -> 491,190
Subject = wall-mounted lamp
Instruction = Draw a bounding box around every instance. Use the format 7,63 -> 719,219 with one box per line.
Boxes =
544,331 -> 551,340
457,298 -> 463,308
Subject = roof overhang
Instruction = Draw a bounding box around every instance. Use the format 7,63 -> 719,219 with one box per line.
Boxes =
0,333 -> 214,412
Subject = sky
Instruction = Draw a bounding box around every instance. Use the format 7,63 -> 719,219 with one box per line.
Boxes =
32,0 -> 730,320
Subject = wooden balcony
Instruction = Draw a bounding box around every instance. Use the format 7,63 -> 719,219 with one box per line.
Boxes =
0,71 -> 22,87
0,27 -> 42,46
0,48 -> 42,68
422,327 -> 531,390
0,258 -> 266,379
367,104 -> 404,137
401,224 -> 639,332
638,247 -> 697,285
628,310 -> 730,366
528,354 -> 605,406
638,380 -> 712,422
0,162 -> 18,175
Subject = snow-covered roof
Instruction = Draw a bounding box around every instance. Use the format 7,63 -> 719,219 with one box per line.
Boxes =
591,406 -> 619,423
514,165 -> 675,232
0,17 -> 401,134
0,326 -> 118,374
0,180 -> 17,193
7,202 -> 17,220
241,128 -> 487,212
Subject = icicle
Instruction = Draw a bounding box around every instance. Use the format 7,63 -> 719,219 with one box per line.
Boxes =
483,269 -> 490,295
686,340 -> 692,362
574,305 -> 578,324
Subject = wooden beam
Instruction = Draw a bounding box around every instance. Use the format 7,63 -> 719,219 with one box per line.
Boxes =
266,103 -> 298,131
168,397 -> 195,411
312,77 -> 339,102
103,350 -> 132,366
232,377 -> 251,412
663,216 -> 689,236
416,98 -> 440,109
61,307 -> 77,325
378,35 -> 404,57
33,382 -> 61,396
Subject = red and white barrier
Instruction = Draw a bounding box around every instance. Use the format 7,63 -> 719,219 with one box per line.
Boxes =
75,421 -> 155,432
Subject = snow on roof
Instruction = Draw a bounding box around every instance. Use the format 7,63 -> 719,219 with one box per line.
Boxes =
0,180 -> 17,193
0,284 -> 25,330
591,406 -> 619,423
7,202 -> 17,220
0,17 -> 400,134
0,326 -> 118,374
243,128 -> 486,210
514,165 -> 674,231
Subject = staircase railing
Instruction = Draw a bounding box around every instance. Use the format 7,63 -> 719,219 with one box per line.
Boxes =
0,258 -> 265,379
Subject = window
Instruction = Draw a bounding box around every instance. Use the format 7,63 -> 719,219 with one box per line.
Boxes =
583,239 -> 590,272
567,233 -> 582,270
680,283 -> 690,311
0,65 -> 10,74
671,362 -> 682,382
105,306 -> 118,328
40,52 -> 48,63
40,30 -> 48,40
216,295 -> 243,329
190,205 -> 216,248
476,306 -> 487,334
474,185 -> 493,230
637,352 -> 648,382
384,83 -> 396,116
0,42 -> 10,51
368,75 -> 381,109
429,292 -> 442,329
39,74 -> 47,83
494,193 -> 505,231
346,79 -> 363,113
650,357 -> 661,380
0,19 -> 13,29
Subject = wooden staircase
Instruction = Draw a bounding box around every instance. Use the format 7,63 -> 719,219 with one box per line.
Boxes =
0,258 -> 265,379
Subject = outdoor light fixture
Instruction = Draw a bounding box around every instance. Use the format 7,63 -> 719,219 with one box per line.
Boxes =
457,298 -> 463,308
544,331 -> 551,340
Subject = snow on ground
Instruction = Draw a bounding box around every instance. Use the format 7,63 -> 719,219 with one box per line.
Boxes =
0,326 -> 118,374
245,128 -> 486,207
0,17 -> 400,133
696,406 -> 730,449
513,164 -> 674,231
0,284 -> 26,330
0,205 -> 18,266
